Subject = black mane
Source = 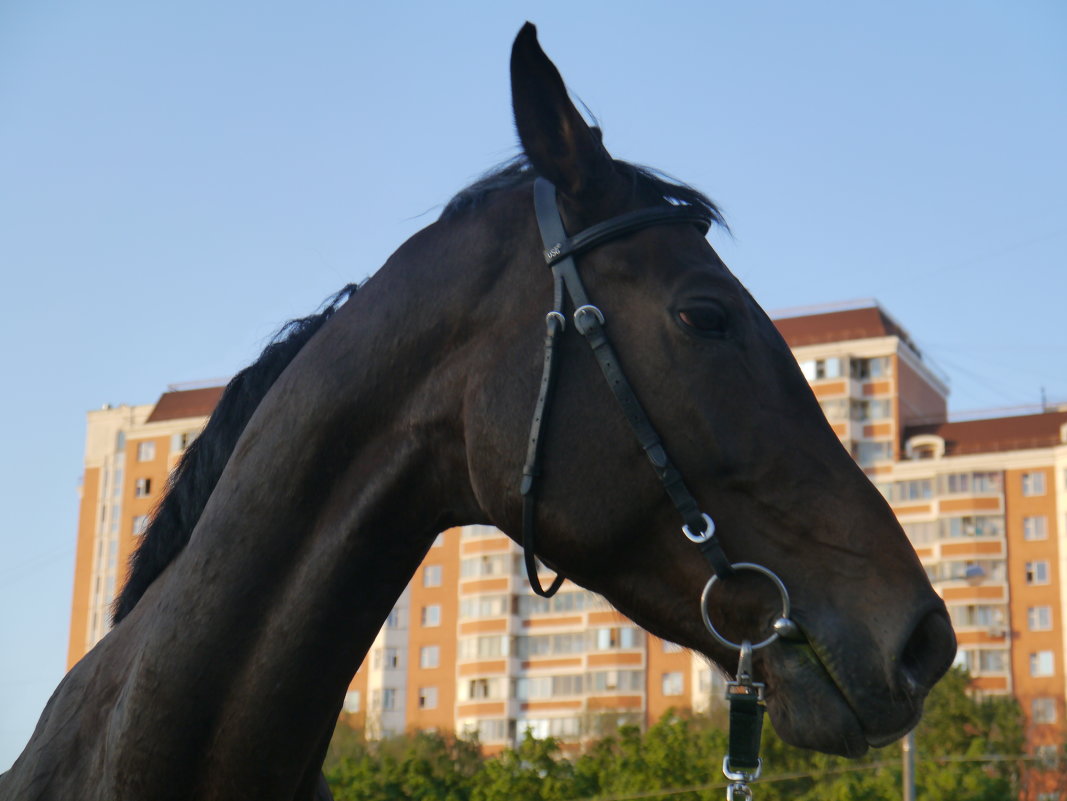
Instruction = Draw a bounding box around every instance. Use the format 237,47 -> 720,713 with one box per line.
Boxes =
442,154 -> 727,230
111,284 -> 358,623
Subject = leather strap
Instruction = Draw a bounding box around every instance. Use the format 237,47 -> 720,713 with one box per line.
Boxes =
519,178 -> 732,598
727,685 -> 765,771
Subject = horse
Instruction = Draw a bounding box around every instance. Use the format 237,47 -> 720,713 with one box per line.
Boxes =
0,23 -> 955,801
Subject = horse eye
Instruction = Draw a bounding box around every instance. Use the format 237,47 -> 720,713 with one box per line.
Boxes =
678,305 -> 729,334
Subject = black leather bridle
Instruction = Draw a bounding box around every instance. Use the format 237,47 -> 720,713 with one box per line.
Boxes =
520,177 -> 735,597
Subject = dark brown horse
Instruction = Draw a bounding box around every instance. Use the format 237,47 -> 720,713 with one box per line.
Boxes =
1,24 -> 954,801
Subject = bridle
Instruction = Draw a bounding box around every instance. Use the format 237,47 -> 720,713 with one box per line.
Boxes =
520,177 -> 798,800
520,176 -> 733,596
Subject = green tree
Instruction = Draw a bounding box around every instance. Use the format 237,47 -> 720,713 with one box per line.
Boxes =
326,727 -> 481,801
470,732 -> 578,801
323,667 -> 1024,801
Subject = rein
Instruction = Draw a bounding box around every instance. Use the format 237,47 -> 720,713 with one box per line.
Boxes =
519,177 -> 800,800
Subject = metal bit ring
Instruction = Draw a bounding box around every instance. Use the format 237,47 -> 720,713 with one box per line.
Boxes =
700,562 -> 792,651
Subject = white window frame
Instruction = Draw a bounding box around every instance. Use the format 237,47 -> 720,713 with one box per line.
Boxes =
1030,650 -> 1055,677
1032,697 -> 1057,724
661,671 -> 684,696
1026,561 -> 1050,585
418,686 -> 437,709
1023,516 -> 1048,541
421,604 -> 442,627
423,564 -> 442,587
1022,471 -> 1046,497
1028,606 -> 1053,632
420,645 -> 440,669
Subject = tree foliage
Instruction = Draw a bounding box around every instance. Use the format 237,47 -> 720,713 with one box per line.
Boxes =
326,669 -> 1026,801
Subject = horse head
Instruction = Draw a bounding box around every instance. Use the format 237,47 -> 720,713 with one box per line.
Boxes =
463,24 -> 955,757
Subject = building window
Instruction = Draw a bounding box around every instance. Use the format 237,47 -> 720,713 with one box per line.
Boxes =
1028,606 -> 1053,632
954,648 -> 1008,674
854,440 -> 893,466
420,645 -> 440,669
373,647 -> 400,669
460,554 -> 516,578
431,532 -> 445,548
949,604 -> 1005,630
385,607 -> 402,629
882,479 -> 933,502
421,604 -> 441,627
1023,516 -> 1048,541
132,515 -> 149,536
460,635 -> 510,659
941,515 -> 1004,539
850,356 -> 891,380
662,640 -> 683,653
799,357 -> 843,381
850,398 -> 892,421
1022,471 -> 1046,497
902,520 -> 938,545
380,688 -> 397,711
1026,561 -> 1050,585
134,478 -> 151,497
1032,698 -> 1057,724
343,690 -> 361,713
423,564 -> 442,587
592,626 -> 641,651
418,686 -> 438,710
467,677 -> 500,699
461,594 -> 511,618
661,672 -> 684,696
1030,651 -> 1055,677
940,471 -> 1002,495
136,441 -> 155,461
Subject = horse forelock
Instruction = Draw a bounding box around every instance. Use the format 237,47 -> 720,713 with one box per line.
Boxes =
110,283 -> 359,624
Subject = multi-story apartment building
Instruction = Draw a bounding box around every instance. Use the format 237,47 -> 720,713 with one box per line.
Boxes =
67,384 -> 223,664
67,302 -> 1067,758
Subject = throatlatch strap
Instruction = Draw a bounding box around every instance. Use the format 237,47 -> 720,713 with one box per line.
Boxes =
520,274 -> 568,598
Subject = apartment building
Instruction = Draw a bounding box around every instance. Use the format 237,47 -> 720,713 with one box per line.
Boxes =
67,384 -> 223,664
67,302 -> 1067,757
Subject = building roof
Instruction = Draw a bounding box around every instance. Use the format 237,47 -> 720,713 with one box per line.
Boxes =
774,306 -> 916,351
145,386 -> 225,423
905,410 -> 1067,456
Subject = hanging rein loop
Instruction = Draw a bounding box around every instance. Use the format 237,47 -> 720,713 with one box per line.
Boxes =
520,177 -> 732,596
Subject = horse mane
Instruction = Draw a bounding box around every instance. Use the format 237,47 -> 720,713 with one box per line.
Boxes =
441,154 -> 728,231
111,284 -> 359,623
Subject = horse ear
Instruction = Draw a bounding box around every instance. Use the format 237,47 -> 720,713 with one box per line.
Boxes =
510,23 -> 617,200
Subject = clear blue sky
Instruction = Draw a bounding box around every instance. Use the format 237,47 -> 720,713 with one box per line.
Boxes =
1,1 -> 1064,769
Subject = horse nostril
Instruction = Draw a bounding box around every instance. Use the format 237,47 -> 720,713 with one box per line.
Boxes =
899,609 -> 957,693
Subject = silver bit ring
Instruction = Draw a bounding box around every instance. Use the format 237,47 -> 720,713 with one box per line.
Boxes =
700,562 -> 793,651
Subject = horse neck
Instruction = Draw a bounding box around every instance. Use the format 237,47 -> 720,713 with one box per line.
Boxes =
108,214 -> 519,798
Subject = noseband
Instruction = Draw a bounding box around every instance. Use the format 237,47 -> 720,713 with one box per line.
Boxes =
520,177 -> 732,596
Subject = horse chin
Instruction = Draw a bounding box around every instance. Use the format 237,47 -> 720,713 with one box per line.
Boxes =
762,642 -> 889,758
